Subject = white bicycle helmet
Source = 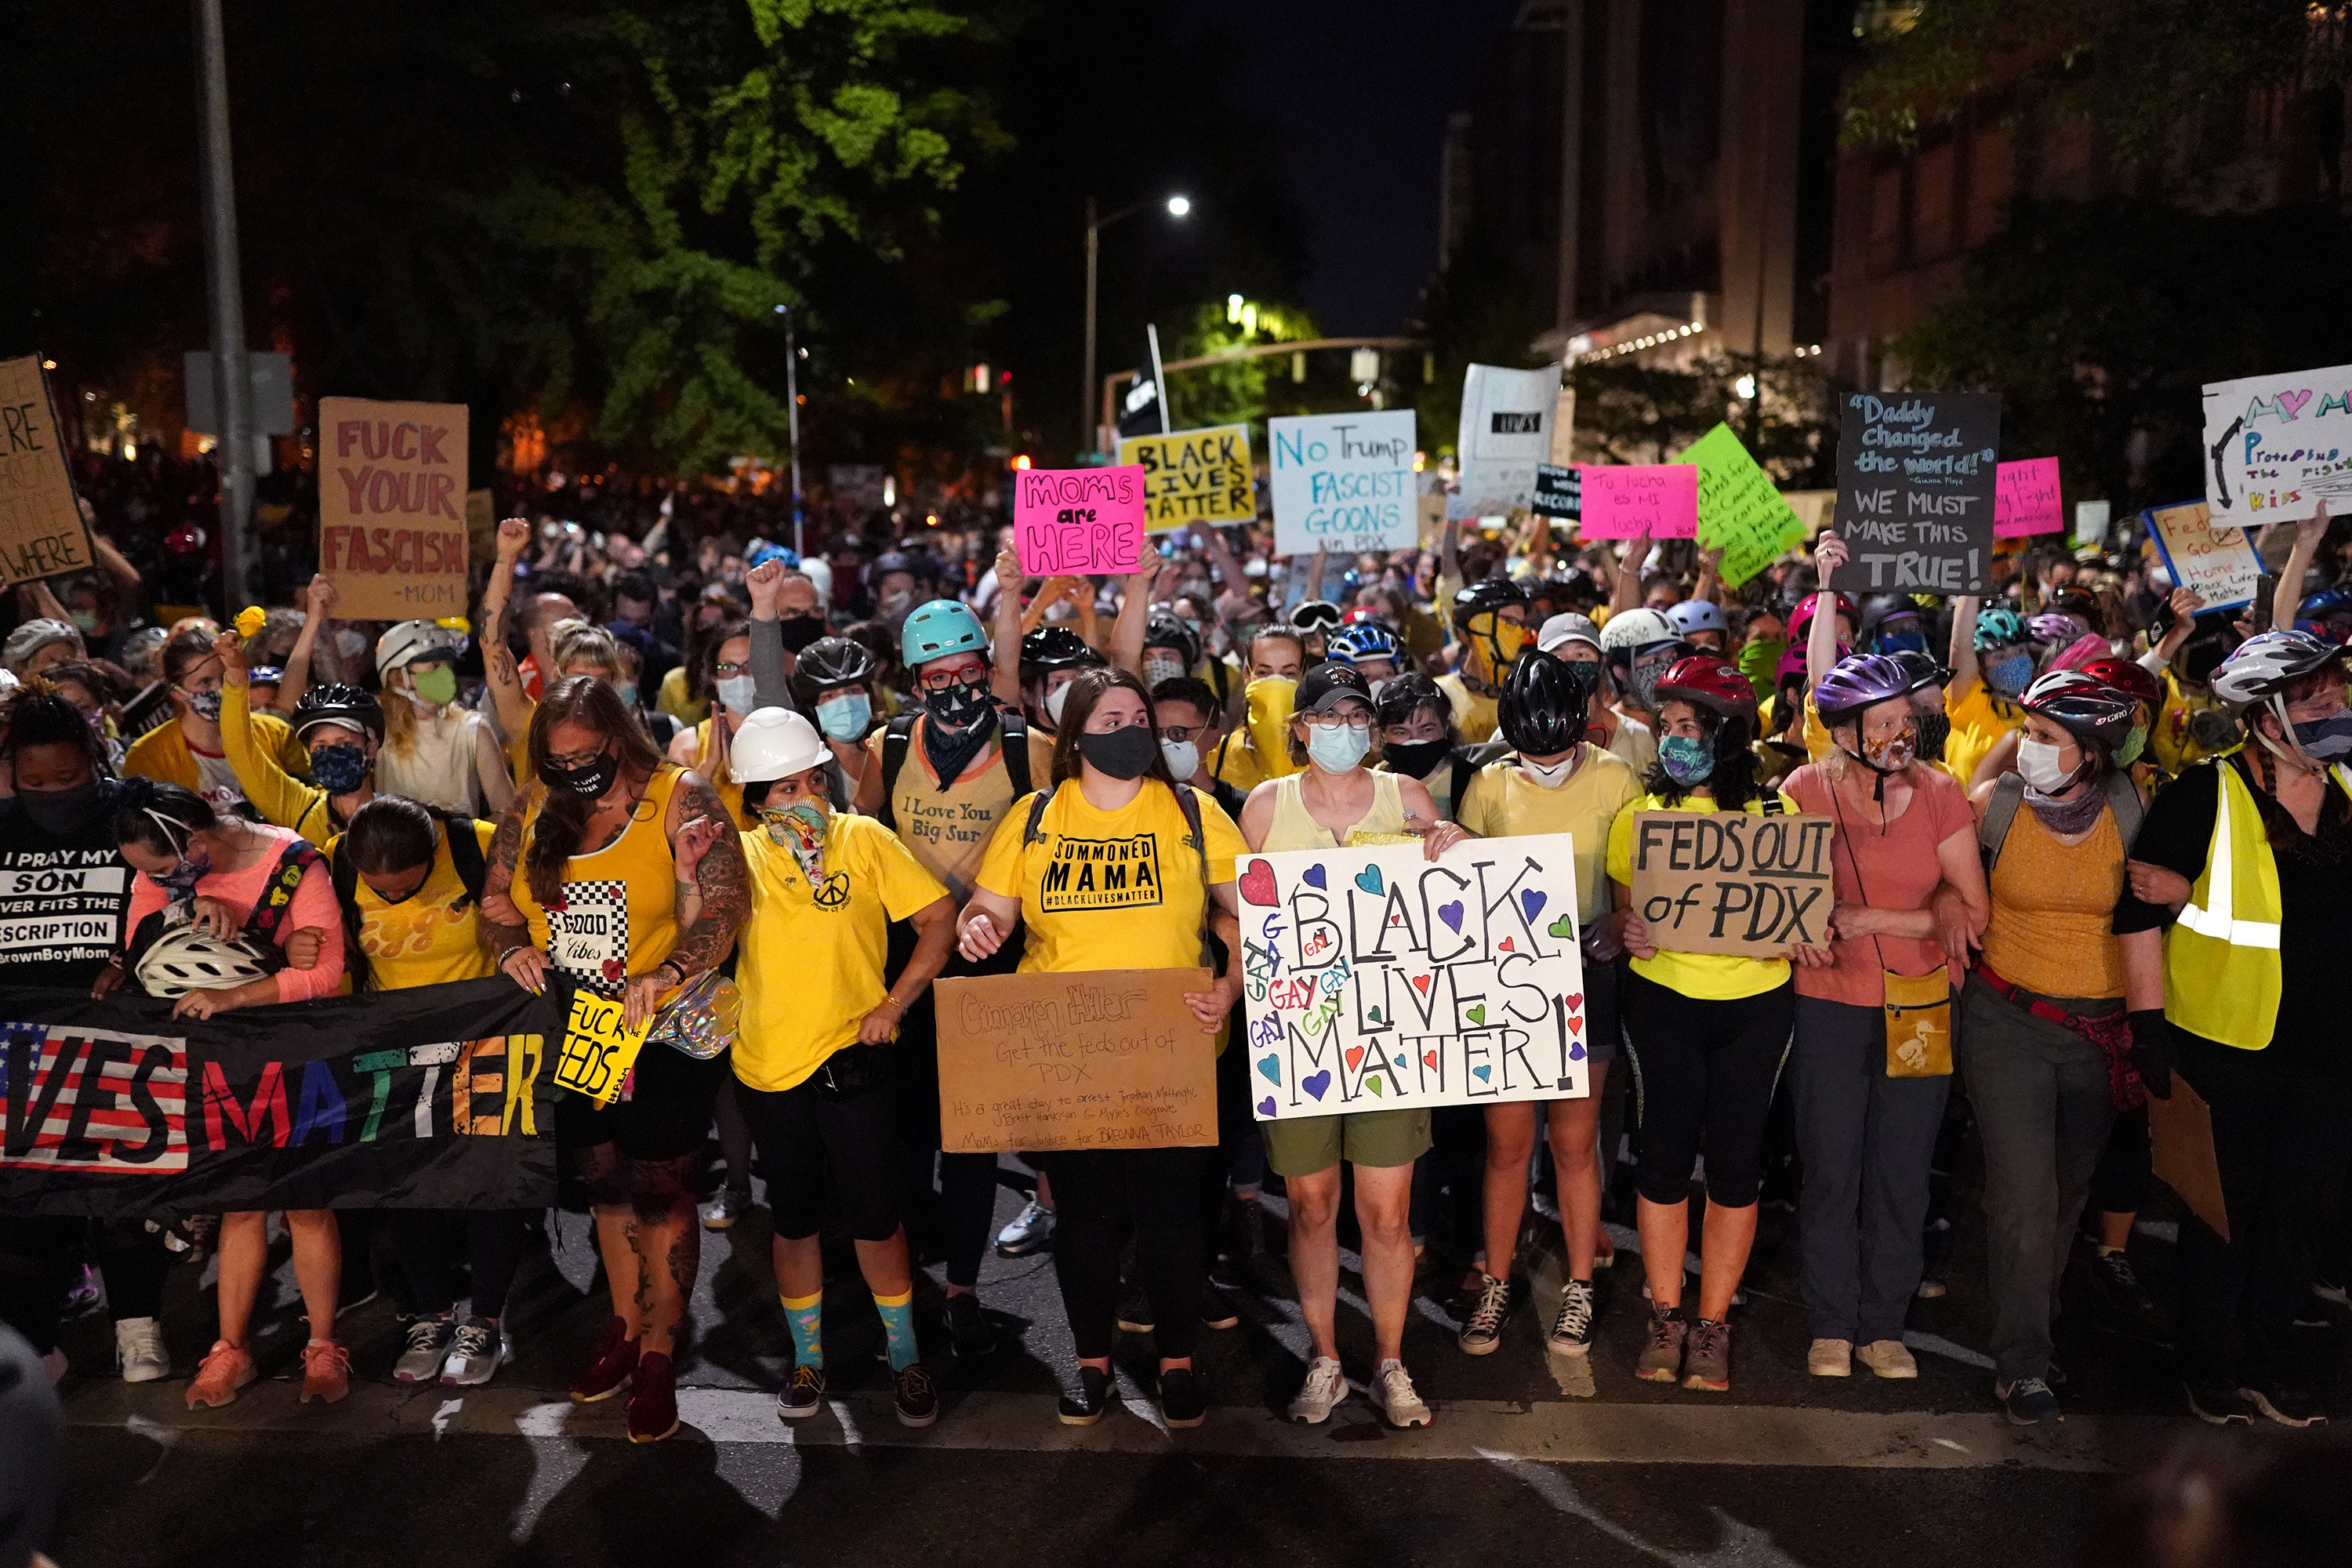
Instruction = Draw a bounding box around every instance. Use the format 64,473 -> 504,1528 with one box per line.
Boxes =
2211,630 -> 2342,712
136,926 -> 274,999
1598,606 -> 1679,654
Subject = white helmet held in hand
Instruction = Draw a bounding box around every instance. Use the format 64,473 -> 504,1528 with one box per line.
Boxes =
729,706 -> 829,784
136,927 -> 274,999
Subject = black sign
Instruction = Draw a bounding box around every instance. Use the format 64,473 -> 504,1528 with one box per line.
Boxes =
1533,463 -> 1581,521
1827,392 -> 2001,595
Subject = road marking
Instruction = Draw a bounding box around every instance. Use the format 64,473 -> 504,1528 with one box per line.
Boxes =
62,1381 -> 2140,1471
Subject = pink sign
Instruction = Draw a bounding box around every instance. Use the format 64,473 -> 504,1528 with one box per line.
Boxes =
1013,465 -> 1149,575
1577,463 -> 1697,539
1993,458 -> 2063,538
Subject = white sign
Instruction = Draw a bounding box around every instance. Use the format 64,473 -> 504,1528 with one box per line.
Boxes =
1449,363 -> 1560,521
2200,362 -> 2352,525
2145,500 -> 2265,612
1236,837 -> 1590,1120
1268,409 -> 1418,555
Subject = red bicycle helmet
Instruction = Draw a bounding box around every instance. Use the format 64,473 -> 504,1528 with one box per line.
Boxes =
1788,592 -> 1859,643
2076,655 -> 2163,710
1656,654 -> 1759,720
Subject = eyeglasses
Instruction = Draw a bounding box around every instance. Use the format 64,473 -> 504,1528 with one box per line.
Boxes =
1300,710 -> 1373,731
916,666 -> 985,691
1158,722 -> 1210,744
713,660 -> 751,677
546,743 -> 609,771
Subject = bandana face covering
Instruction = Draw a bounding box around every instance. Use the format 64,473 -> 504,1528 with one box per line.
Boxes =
760,798 -> 831,885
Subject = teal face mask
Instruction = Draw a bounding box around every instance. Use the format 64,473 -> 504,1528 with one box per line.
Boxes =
816,691 -> 872,741
1657,733 -> 1715,786
1304,724 -> 1370,774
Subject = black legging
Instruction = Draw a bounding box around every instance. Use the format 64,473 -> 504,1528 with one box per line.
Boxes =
390,1210 -> 532,1319
2087,1102 -> 2152,1216
0,1218 -> 170,1356
891,925 -> 1021,1290
1051,1145 -> 1208,1361
1621,971 -> 1795,1208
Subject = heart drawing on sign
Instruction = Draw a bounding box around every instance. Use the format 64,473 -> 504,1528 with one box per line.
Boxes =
1345,1046 -> 1366,1072
1240,860 -> 1278,906
1569,1040 -> 1586,1062
1367,1007 -> 1385,1024
1302,863 -> 1327,889
1410,974 -> 1432,994
1439,901 -> 1465,932
1392,1054 -> 1407,1069
1258,1097 -> 1277,1117
1563,993 -> 1584,1012
1466,1004 -> 1487,1025
1302,1070 -> 1332,1101
1521,890 -> 1547,924
1366,1074 -> 1385,1097
1472,1065 -> 1492,1082
1498,938 -> 1514,953
1422,1050 -> 1439,1070
1258,1054 -> 1281,1084
1548,913 -> 1577,938
1355,865 -> 1385,896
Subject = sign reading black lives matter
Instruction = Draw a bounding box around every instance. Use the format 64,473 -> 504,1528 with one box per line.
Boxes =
1827,392 -> 2001,596
1627,810 -> 1836,959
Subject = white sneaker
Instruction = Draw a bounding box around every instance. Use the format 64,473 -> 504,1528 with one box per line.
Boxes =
393,1316 -> 455,1384
441,1318 -> 508,1387
1371,1359 -> 1432,1428
1287,1355 -> 1348,1424
995,1197 -> 1055,1257
114,1317 -> 170,1384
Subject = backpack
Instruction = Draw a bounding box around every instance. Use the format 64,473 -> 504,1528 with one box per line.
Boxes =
1978,771 -> 2143,873
878,710 -> 1031,832
1022,780 -> 1215,965
331,813 -> 488,916
1443,740 -> 1515,822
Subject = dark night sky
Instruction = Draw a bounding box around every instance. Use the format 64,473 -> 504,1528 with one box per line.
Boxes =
1174,0 -> 1526,337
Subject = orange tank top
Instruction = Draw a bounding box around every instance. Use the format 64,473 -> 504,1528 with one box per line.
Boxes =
1980,802 -> 2126,999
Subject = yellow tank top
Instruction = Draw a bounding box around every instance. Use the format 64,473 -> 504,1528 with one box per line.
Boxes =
1264,768 -> 1409,851
691,717 -> 752,828
508,766 -> 684,996
328,820 -> 499,992
1980,802 -> 2126,999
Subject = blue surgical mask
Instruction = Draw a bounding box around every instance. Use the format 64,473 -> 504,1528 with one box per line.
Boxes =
716,674 -> 759,714
2292,710 -> 2352,760
1985,653 -> 2034,699
615,683 -> 639,710
816,691 -> 872,741
1657,733 -> 1715,786
308,742 -> 371,794
1305,724 -> 1371,773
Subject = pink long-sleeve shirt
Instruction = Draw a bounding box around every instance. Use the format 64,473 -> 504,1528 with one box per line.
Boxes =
125,824 -> 347,1001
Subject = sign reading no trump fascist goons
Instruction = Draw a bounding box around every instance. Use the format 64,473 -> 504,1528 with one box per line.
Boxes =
1269,409 -> 1417,555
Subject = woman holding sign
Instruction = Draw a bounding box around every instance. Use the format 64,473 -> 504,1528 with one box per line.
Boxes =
1605,654 -> 1800,1395
958,666 -> 1245,1430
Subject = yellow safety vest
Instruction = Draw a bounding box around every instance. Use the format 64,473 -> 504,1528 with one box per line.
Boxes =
2164,753 -> 2352,1050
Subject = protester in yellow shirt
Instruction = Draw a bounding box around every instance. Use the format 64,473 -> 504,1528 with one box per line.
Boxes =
1207,628 -> 1307,792
125,626 -> 310,809
1436,579 -> 1530,742
211,631 -> 383,846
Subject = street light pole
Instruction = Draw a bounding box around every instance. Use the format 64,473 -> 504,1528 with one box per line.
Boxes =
784,308 -> 804,560
194,0 -> 254,612
1081,196 -> 1098,462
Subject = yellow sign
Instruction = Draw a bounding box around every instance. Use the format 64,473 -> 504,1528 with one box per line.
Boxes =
1117,424 -> 1256,529
550,989 -> 652,1106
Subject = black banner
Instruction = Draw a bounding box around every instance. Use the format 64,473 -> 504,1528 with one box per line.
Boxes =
0,976 -> 566,1218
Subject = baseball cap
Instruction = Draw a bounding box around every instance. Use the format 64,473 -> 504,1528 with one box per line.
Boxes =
1294,662 -> 1376,715
1537,612 -> 1602,655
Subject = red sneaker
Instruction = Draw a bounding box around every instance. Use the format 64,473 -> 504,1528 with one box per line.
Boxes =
186,1340 -> 256,1410
627,1351 -> 679,1443
299,1339 -> 352,1405
570,1316 -> 638,1404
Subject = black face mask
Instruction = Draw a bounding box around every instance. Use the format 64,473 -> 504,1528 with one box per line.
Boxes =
540,748 -> 619,799
18,777 -> 108,837
1383,739 -> 1452,779
1914,710 -> 1951,764
1076,725 -> 1158,781
776,615 -> 827,654
923,678 -> 993,728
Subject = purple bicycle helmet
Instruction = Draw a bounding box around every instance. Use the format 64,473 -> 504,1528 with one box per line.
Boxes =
1813,653 -> 1915,723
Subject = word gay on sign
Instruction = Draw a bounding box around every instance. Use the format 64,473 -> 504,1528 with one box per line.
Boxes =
1012,464 -> 1149,575
936,969 -> 1215,1152
1117,425 -> 1256,528
1627,810 -> 1836,958
0,355 -> 96,586
317,397 -> 469,619
1269,408 -> 1417,554
1827,392 -> 2000,595
1238,837 -> 1589,1120
2199,362 -> 2352,525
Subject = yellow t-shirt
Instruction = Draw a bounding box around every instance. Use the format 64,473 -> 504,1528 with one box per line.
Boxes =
1606,789 -> 1800,1001
1944,681 -> 2020,790
1436,672 -> 1499,743
735,813 -> 947,1092
2150,666 -> 2230,779
656,666 -> 709,728
1457,746 -> 1642,927
976,781 -> 1245,975
867,717 -> 1057,900
325,819 -> 499,992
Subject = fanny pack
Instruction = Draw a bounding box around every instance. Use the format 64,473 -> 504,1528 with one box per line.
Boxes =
810,1042 -> 893,1100
1976,963 -> 2142,1110
646,967 -> 740,1061
1829,781 -> 1953,1077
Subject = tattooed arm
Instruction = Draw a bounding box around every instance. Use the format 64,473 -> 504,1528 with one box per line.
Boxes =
481,517 -> 535,744
645,769 -> 750,1018
478,799 -> 548,994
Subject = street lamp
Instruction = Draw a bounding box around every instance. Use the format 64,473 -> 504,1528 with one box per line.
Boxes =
1082,194 -> 1189,460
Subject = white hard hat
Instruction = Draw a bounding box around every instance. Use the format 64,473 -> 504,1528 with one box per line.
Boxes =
376,619 -> 462,674
136,925 -> 274,999
729,706 -> 829,784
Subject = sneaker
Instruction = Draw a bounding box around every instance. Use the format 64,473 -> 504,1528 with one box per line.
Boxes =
299,1340 -> 352,1405
1200,1281 -> 1240,1331
1546,1279 -> 1596,1356
441,1318 -> 507,1387
570,1316 -> 638,1403
1997,1376 -> 2061,1425
2088,1249 -> 2166,1340
393,1316 -> 456,1384
2241,1381 -> 2328,1428
1457,1272 -> 1512,1356
892,1362 -> 939,1428
627,1352 -> 680,1442
1915,1277 -> 1947,1299
1158,1366 -> 1206,1429
2313,1276 -> 2350,1308
114,1318 -> 170,1384
1682,1319 -> 1732,1392
1057,1365 -> 1111,1426
996,1197 -> 1055,1258
1371,1359 -> 1432,1428
1287,1356 -> 1348,1424
1115,1284 -> 1155,1336
1635,1306 -> 1687,1383
1592,1241 -> 1617,1271
1807,1338 -> 1853,1377
702,1185 -> 751,1232
776,1363 -> 826,1420
2184,1378 -> 2255,1426
1855,1339 -> 1918,1380
944,1291 -> 999,1359
186,1340 -> 256,1409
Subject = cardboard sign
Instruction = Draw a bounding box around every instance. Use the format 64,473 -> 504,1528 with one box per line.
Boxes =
1672,423 -> 1806,589
2145,499 -> 2264,612
318,397 -> 470,620
1532,462 -> 1581,521
1828,391 -> 2001,595
1237,837 -> 1590,1120
935,968 -> 1216,1152
1450,363 -> 1559,520
1578,463 -> 1697,539
2074,499 -> 2111,550
0,355 -> 96,586
2150,1077 -> 2230,1243
1269,409 -> 1417,554
1012,464 -> 1149,575
1117,424 -> 1255,529
1993,457 -> 2063,538
2200,362 -> 2352,525
1625,809 -> 1835,958
550,989 -> 650,1108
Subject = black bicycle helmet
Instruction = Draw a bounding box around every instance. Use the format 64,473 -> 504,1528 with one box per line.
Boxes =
291,682 -> 384,742
1144,613 -> 1200,670
1452,576 -> 1529,626
1021,624 -> 1101,672
796,635 -> 883,691
1498,648 -> 1592,757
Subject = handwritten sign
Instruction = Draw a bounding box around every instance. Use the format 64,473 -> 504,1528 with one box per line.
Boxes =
2145,499 -> 2264,612
0,355 -> 95,586
318,397 -> 470,620
935,968 -> 1215,1152
1117,424 -> 1255,529
1269,409 -> 1417,554
1238,837 -> 1589,1120
1672,423 -> 1805,589
1827,392 -> 2001,595
1627,809 -> 1835,957
1993,457 -> 2063,538
2074,499 -> 2111,550
2200,362 -> 2352,524
1013,465 -> 1148,575
1532,462 -> 1581,521
1450,363 -> 1559,520
550,989 -> 651,1108
1577,463 -> 1697,539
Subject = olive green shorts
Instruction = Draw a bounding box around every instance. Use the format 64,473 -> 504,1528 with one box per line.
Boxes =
1261,1107 -> 1432,1178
